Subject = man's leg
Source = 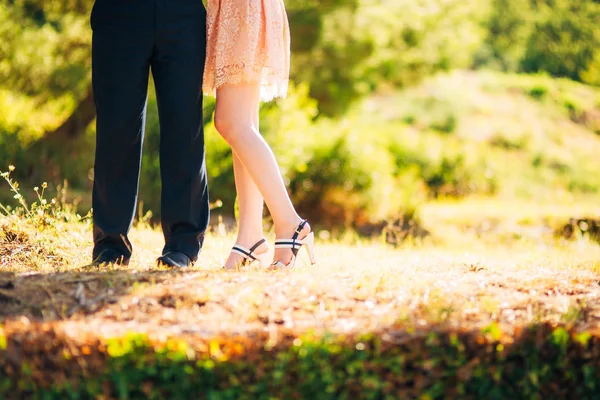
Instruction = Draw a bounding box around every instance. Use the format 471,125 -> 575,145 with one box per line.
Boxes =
152,0 -> 210,263
91,0 -> 155,262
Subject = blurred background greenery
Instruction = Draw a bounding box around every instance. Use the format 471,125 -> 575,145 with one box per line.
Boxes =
1,0 -> 600,234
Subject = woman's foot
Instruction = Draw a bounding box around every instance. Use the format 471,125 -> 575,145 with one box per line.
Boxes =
271,219 -> 316,268
224,237 -> 269,269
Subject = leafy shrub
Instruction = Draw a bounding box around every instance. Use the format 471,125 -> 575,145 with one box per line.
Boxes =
474,0 -> 533,71
522,0 -> 600,85
292,0 -> 490,115
387,130 -> 497,199
1,323 -> 599,399
286,121 -> 412,229
479,0 -> 600,86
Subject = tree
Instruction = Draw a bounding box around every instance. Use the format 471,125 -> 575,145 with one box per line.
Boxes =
290,0 -> 489,115
479,0 -> 600,85
522,0 -> 600,85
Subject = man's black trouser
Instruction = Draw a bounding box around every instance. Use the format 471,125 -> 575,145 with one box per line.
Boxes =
91,0 -> 209,261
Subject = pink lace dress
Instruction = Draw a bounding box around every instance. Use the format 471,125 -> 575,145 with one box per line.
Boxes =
202,0 -> 291,102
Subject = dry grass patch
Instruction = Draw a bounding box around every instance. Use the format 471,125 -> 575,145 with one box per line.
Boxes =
1,209 -> 599,339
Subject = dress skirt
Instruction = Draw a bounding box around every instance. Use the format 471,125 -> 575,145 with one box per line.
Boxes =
202,0 -> 291,102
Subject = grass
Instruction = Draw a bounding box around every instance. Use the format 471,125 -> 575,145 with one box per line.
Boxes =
4,222 -> 597,334
1,183 -> 600,397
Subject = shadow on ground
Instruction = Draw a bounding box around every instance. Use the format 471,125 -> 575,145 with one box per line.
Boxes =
0,269 -> 181,321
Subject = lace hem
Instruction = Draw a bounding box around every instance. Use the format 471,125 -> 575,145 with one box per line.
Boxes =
202,0 -> 290,103
203,78 -> 289,102
203,63 -> 289,101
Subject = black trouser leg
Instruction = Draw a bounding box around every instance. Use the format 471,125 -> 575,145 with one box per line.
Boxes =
91,1 -> 154,259
152,0 -> 209,261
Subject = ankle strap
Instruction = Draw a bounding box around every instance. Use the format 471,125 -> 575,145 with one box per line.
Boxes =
292,219 -> 308,241
232,238 -> 266,262
231,245 -> 257,261
248,238 -> 267,253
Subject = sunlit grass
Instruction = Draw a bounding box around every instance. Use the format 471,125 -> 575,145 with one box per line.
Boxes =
2,195 -> 599,342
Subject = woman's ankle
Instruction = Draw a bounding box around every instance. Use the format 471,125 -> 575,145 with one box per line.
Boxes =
235,231 -> 266,246
274,216 -> 308,237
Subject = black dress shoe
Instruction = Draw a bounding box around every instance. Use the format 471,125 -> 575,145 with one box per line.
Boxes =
157,251 -> 193,268
91,249 -> 130,267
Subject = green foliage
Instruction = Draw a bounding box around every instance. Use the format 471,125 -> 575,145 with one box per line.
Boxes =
475,0 -> 533,71
480,0 -> 600,86
0,1 -> 91,98
522,0 -> 600,85
0,0 -> 487,121
374,71 -> 600,200
1,324 -> 599,399
292,0 -> 489,115
286,120 -> 412,228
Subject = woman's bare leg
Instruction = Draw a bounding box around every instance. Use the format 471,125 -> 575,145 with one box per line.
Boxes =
214,84 -> 309,266
222,152 -> 268,268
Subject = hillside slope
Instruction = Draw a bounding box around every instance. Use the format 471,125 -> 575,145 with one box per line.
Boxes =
360,70 -> 600,202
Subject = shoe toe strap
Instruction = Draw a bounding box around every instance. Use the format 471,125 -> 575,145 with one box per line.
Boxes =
274,240 -> 303,249
274,240 -> 303,260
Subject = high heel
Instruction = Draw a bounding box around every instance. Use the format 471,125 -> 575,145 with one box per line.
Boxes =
271,219 -> 317,269
226,238 -> 269,269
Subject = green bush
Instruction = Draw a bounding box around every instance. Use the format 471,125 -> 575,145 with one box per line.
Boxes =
292,0 -> 490,115
1,324 -> 599,399
522,0 -> 600,85
479,0 -> 600,86
286,121 -> 413,229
